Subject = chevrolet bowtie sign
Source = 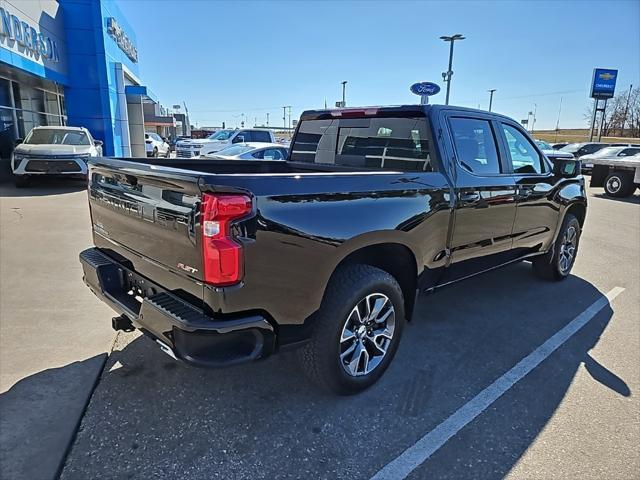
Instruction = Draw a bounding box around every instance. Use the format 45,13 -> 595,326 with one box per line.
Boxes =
590,68 -> 618,99
107,17 -> 138,64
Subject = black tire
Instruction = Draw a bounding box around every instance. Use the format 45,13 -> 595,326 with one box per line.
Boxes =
152,147 -> 159,158
165,148 -> 170,158
14,175 -> 30,188
298,264 -> 405,395
604,171 -> 635,198
532,213 -> 581,281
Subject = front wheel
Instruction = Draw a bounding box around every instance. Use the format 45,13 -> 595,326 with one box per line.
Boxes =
298,264 -> 405,395
152,147 -> 159,158
532,213 -> 581,281
604,171 -> 635,197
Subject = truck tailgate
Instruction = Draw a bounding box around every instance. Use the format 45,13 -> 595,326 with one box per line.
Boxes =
88,160 -> 204,285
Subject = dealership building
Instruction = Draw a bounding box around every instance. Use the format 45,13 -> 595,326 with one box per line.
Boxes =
0,0 -> 176,162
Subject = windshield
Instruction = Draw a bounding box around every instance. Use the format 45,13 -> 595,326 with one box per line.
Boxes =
25,129 -> 90,146
207,130 -> 235,141
216,145 -> 254,156
534,140 -> 552,150
560,143 -> 584,153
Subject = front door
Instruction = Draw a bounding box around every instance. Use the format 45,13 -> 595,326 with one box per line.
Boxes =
497,121 -> 558,256
442,115 -> 518,283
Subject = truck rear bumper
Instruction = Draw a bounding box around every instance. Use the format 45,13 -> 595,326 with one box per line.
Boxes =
79,248 -> 275,368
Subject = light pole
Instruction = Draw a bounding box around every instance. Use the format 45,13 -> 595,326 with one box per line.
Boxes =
341,81 -> 347,107
488,89 -> 496,112
282,106 -> 287,128
440,34 -> 465,105
266,112 -> 269,127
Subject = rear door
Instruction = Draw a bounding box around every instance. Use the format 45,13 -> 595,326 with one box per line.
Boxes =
443,113 -> 518,282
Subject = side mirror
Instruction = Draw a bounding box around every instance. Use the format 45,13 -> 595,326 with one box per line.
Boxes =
14,138 -> 23,146
94,140 -> 103,146
233,135 -> 245,143
552,158 -> 580,178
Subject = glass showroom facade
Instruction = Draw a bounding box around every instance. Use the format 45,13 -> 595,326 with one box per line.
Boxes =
0,0 -> 164,162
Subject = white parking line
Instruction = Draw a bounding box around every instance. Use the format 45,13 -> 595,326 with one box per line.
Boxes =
370,286 -> 625,480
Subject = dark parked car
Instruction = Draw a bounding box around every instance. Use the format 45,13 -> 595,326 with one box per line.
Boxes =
79,105 -> 586,394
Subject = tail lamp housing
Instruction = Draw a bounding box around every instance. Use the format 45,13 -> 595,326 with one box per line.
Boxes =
201,193 -> 252,286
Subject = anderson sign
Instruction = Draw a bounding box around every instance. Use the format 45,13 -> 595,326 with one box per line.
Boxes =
0,7 -> 60,62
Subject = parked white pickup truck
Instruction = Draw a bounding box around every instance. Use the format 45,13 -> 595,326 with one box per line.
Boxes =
175,129 -> 275,158
589,153 -> 640,198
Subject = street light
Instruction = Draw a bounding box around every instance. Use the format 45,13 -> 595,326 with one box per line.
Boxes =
341,81 -> 347,107
440,33 -> 465,105
488,89 -> 496,112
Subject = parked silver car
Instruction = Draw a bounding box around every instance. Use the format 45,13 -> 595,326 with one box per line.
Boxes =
11,126 -> 103,187
205,142 -> 289,160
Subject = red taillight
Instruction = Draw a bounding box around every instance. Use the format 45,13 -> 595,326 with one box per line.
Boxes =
201,193 -> 252,286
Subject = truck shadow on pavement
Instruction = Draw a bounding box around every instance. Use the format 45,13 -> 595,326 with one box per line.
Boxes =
0,177 -> 86,198
57,263 -> 626,480
0,355 -> 108,480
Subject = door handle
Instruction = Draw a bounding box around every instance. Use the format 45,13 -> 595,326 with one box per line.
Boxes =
459,192 -> 480,202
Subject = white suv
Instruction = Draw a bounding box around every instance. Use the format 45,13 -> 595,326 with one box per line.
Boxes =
11,126 -> 103,187
145,133 -> 170,157
176,129 -> 276,158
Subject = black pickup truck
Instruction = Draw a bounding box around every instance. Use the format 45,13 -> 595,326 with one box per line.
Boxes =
80,105 -> 586,394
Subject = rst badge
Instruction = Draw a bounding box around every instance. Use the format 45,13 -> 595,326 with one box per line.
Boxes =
177,263 -> 198,274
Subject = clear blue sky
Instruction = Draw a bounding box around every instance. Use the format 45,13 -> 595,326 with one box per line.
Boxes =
117,0 -> 639,130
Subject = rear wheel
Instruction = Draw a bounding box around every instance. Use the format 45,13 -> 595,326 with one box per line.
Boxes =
532,213 -> 581,281
152,147 -> 159,158
604,171 -> 635,197
298,264 -> 405,395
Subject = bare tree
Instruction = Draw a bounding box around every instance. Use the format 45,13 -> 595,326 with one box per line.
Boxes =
584,87 -> 640,138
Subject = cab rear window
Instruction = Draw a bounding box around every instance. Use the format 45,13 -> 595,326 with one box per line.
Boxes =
291,117 -> 434,172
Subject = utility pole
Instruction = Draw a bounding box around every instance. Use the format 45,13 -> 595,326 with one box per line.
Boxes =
621,84 -> 633,136
554,96 -> 563,142
282,106 -> 287,128
254,117 -> 257,127
287,106 -> 292,130
266,112 -> 269,127
531,104 -> 537,133
341,81 -> 347,107
440,34 -> 465,105
487,89 -> 496,112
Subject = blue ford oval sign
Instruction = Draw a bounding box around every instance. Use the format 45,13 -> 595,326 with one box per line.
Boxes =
410,82 -> 441,96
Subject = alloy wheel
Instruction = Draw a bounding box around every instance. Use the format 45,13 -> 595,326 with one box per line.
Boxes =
558,225 -> 577,274
339,293 -> 395,377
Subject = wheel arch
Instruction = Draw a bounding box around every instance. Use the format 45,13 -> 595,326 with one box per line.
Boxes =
326,242 -> 419,322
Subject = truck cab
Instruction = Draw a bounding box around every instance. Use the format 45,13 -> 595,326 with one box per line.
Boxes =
175,128 -> 275,158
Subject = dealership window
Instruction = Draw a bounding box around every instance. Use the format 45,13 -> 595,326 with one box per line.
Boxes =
0,74 -> 66,157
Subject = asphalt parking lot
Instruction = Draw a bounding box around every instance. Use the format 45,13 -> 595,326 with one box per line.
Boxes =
1,177 -> 638,480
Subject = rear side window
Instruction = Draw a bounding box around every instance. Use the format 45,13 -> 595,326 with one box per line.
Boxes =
291,117 -> 433,171
449,117 -> 500,175
251,131 -> 272,142
620,148 -> 640,156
